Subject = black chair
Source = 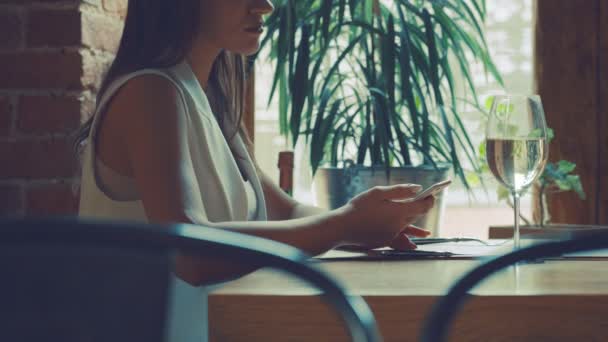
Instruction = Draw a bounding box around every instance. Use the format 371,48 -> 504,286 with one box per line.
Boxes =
420,232 -> 608,342
0,217 -> 381,342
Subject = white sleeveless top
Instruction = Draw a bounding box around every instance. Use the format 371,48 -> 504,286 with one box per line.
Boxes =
78,60 -> 267,342
79,60 -> 267,222
94,158 -> 259,220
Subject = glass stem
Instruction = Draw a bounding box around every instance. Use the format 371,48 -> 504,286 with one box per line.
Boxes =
513,191 -> 521,249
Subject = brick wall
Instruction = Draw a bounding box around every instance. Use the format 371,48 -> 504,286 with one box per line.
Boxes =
0,0 -> 126,216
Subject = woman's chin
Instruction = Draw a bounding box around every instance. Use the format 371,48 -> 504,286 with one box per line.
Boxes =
242,45 -> 262,56
227,41 -> 262,56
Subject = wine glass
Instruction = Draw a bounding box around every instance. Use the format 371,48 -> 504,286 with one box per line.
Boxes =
486,95 -> 549,249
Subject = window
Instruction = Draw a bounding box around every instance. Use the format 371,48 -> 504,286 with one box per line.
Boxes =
254,0 -> 535,238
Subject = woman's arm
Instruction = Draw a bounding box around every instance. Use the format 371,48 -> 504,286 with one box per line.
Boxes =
109,75 -> 346,284
110,75 -> 433,286
174,208 -> 348,286
259,172 -> 327,220
175,187 -> 432,286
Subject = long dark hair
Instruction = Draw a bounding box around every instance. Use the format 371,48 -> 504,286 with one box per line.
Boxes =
73,0 -> 253,164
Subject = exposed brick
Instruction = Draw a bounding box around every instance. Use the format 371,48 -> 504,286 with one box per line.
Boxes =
81,94 -> 96,118
27,8 -> 81,48
0,0 -> 124,217
82,51 -> 113,90
0,184 -> 23,216
82,0 -> 101,8
0,8 -> 23,49
0,138 -> 78,180
0,50 -> 83,90
82,10 -> 123,52
0,96 -> 13,136
102,0 -> 127,18
26,182 -> 78,216
18,95 -> 82,134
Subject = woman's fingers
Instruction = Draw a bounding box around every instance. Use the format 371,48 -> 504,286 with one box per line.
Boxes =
389,231 -> 417,251
373,184 -> 422,200
395,195 -> 435,214
389,226 -> 431,250
402,225 -> 431,237
347,184 -> 437,249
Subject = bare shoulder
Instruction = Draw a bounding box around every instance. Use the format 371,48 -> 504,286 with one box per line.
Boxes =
97,73 -> 188,176
97,73 -> 207,225
104,73 -> 186,133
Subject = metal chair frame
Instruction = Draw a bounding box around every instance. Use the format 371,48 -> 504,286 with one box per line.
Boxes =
0,217 -> 382,342
421,232 -> 608,342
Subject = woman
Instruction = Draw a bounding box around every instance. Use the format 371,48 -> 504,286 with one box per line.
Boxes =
76,0 -> 435,287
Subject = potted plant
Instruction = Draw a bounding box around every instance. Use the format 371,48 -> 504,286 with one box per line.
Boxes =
258,0 -> 502,234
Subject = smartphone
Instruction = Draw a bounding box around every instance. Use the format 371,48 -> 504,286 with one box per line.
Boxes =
395,179 -> 452,203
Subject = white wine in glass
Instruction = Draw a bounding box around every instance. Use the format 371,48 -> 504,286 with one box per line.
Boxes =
486,95 -> 549,249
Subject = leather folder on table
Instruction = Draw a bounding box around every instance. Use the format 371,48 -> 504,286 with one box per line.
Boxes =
317,238 -> 510,261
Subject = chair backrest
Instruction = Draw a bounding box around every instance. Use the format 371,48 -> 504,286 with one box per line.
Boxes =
0,217 -> 381,342
1,244 -> 170,342
420,232 -> 608,342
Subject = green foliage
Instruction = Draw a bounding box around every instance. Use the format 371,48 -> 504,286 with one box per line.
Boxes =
478,122 -> 586,224
259,0 -> 501,189
541,160 -> 586,200
497,186 -> 510,202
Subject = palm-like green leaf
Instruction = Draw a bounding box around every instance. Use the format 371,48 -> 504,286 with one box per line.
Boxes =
290,24 -> 311,145
259,0 -> 502,184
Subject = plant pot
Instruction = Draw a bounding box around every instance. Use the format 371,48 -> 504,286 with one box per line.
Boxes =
313,162 -> 451,237
488,224 -> 608,239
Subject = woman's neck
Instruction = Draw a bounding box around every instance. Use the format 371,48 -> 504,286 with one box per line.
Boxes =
186,40 -> 221,89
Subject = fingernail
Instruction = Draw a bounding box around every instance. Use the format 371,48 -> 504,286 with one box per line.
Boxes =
408,241 -> 418,249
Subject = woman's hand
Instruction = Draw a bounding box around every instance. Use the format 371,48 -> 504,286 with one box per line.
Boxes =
388,225 -> 431,250
336,184 -> 435,249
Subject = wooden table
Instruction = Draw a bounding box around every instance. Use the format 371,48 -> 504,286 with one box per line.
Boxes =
209,258 -> 608,341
